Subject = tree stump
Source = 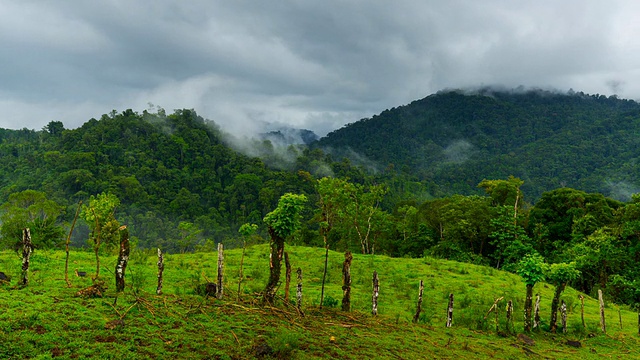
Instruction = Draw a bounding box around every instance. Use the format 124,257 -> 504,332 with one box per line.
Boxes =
413,280 -> 424,323
599,289 -> 606,334
341,251 -> 353,312
21,228 -> 33,286
372,271 -> 379,316
157,248 -> 164,295
446,293 -> 454,327
217,243 -> 224,299
115,226 -> 130,292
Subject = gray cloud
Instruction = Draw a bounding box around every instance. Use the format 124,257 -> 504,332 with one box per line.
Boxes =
2,1 -> 640,136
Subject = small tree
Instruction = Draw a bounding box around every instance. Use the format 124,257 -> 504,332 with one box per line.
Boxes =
262,193 -> 307,304
516,253 -> 547,332
547,262 -> 581,333
238,223 -> 258,299
80,193 -> 120,279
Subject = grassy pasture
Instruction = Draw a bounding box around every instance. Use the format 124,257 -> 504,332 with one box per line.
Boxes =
0,244 -> 638,359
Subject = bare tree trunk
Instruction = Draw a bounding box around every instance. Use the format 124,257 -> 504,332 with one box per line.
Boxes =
341,251 -> 353,312
413,280 -> 424,323
237,240 -> 246,300
484,297 -> 504,332
599,289 -> 606,333
506,300 -> 513,333
534,294 -> 541,330
372,271 -> 379,315
446,293 -> 454,327
156,248 -> 164,295
284,252 -> 291,303
560,300 -> 567,333
64,201 -> 82,287
550,283 -> 566,333
296,267 -> 304,316
524,284 -> 534,331
115,226 -> 130,292
263,227 -> 285,304
21,228 -> 33,286
216,243 -> 224,299
320,244 -> 329,309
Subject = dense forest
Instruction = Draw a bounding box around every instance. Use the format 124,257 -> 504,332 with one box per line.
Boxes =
2,89 -> 640,307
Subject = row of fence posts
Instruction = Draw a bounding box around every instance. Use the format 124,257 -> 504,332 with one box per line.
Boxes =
14,230 -> 634,336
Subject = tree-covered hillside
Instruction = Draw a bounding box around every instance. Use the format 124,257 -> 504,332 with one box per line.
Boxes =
315,88 -> 640,200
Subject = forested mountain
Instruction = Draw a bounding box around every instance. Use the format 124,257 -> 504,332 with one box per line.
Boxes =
315,88 -> 640,200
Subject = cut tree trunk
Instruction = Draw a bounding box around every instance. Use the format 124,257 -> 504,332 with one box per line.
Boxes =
263,227 -> 285,304
561,300 -> 567,333
115,226 -> 130,292
413,280 -> 424,323
372,271 -> 379,315
64,201 -> 82,287
156,248 -> 164,295
296,267 -> 304,316
446,293 -> 454,327
284,252 -> 291,303
599,289 -> 606,333
21,228 -> 33,286
341,251 -> 353,312
524,284 -> 534,332
217,243 -> 224,299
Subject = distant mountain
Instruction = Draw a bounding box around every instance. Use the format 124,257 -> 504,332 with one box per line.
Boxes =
260,128 -> 319,146
314,88 -> 640,200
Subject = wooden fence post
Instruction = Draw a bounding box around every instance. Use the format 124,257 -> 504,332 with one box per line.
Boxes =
484,297 -> 503,332
21,228 -> 33,286
534,294 -> 541,330
156,248 -> 164,295
284,252 -> 291,303
296,267 -> 304,316
413,280 -> 424,323
372,271 -> 379,316
446,293 -> 454,327
64,201 -> 82,287
216,243 -> 224,299
115,225 -> 130,292
506,300 -> 513,333
341,251 -> 353,312
560,300 -> 567,333
578,295 -> 585,329
598,289 -> 606,334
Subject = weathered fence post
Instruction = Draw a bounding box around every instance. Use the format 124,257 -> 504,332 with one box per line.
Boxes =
115,225 -> 130,292
599,289 -> 606,334
237,240 -> 247,300
578,295 -> 585,329
341,251 -> 353,312
372,271 -> 379,315
506,300 -> 513,332
296,267 -> 304,316
413,280 -> 424,323
534,294 -> 541,330
21,228 -> 33,286
560,300 -> 567,333
216,243 -> 224,299
156,248 -> 164,295
284,252 -> 291,303
484,297 -> 504,332
446,293 -> 454,327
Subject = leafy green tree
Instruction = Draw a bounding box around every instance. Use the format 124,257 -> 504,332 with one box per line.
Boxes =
263,193 -> 307,304
80,192 -> 120,278
546,262 -> 581,333
0,190 -> 65,250
177,221 -> 203,253
516,253 -> 547,332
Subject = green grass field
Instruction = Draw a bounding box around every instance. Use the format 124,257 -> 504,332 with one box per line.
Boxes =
0,244 -> 638,359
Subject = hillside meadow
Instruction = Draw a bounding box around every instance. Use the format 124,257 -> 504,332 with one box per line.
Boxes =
0,244 -> 638,359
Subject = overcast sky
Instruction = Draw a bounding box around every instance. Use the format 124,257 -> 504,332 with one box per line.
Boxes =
2,1 -> 640,137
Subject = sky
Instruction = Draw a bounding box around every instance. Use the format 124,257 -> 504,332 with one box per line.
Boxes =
2,1 -> 640,137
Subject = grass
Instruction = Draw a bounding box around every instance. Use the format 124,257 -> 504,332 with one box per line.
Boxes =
0,244 -> 638,359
